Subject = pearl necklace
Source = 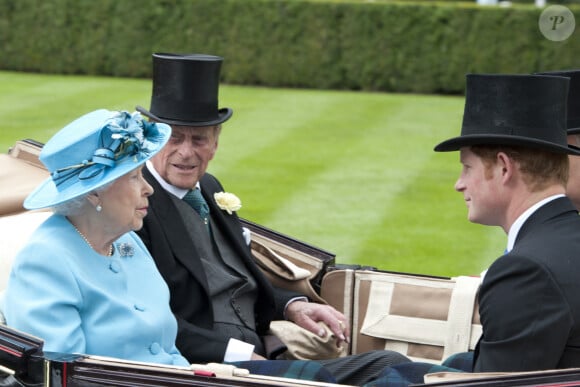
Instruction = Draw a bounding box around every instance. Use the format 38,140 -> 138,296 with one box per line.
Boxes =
71,224 -> 114,257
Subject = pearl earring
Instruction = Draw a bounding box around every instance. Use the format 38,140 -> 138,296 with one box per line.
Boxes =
96,204 -> 102,212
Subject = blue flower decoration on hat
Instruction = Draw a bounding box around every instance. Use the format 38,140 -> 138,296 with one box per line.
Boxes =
52,111 -> 165,186
24,109 -> 171,210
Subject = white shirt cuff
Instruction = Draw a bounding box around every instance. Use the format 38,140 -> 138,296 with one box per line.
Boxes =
283,296 -> 308,320
223,338 -> 255,362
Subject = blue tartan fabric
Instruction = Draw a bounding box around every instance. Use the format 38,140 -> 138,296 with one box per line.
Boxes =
231,360 -> 337,383
230,359 -> 467,386
362,362 -> 464,387
441,351 -> 474,372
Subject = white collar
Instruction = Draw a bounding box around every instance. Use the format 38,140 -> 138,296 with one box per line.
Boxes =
146,161 -> 200,199
506,194 -> 564,252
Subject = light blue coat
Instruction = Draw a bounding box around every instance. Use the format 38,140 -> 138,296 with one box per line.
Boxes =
5,214 -> 189,367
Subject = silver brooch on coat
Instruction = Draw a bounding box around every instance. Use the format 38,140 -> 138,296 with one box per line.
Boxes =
118,242 -> 135,257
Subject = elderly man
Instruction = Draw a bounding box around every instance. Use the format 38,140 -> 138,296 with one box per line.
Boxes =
136,52 -> 409,385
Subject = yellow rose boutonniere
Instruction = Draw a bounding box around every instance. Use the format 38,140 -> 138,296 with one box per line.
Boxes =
214,192 -> 242,215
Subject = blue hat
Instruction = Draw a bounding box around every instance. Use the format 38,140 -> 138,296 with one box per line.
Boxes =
24,109 -> 171,210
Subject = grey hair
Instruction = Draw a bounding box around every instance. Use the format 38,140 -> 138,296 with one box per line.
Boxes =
51,195 -> 88,216
51,181 -> 114,216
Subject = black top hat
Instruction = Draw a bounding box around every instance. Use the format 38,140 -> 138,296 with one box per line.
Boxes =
434,74 -> 580,155
136,53 -> 233,126
537,69 -> 580,134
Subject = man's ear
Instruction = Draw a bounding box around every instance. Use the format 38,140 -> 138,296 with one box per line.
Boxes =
496,151 -> 514,183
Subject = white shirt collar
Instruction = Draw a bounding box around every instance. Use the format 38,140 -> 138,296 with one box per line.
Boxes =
506,194 -> 564,252
145,161 -> 200,199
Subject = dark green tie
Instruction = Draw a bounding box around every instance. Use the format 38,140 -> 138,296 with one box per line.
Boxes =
183,188 -> 210,231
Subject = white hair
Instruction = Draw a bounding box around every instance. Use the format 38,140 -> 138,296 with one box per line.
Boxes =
51,181 -> 114,216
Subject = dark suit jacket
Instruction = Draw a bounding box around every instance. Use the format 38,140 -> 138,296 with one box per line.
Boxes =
138,169 -> 300,363
474,197 -> 580,372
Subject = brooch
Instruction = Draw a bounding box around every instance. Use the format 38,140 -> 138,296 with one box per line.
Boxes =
118,242 -> 135,257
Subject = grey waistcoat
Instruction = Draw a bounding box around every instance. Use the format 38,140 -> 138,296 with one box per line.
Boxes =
175,196 -> 259,330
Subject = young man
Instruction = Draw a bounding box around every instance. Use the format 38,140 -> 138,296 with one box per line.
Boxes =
434,73 -> 580,371
136,52 -> 409,385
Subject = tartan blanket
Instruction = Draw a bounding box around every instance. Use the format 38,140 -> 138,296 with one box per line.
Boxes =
362,363 -> 464,386
230,352 -> 474,386
363,352 -> 473,387
232,359 -> 338,383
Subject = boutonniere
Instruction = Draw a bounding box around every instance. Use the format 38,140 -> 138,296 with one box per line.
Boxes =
214,191 -> 242,215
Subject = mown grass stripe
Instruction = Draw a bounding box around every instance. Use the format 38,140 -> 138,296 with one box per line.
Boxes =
210,86 -> 345,176
255,95 -> 467,271
0,72 -> 150,149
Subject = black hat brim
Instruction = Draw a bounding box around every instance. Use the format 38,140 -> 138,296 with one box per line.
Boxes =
434,134 -> 580,155
136,105 -> 233,127
567,118 -> 580,135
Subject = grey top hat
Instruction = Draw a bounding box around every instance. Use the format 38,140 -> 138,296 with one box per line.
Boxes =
537,69 -> 580,135
137,53 -> 233,127
434,74 -> 580,155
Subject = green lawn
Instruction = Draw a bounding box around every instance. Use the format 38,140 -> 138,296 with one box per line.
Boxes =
0,71 -> 504,277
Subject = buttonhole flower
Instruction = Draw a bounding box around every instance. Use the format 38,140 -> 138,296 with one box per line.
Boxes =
214,192 -> 242,215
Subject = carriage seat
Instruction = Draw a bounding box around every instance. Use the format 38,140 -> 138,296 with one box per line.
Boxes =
0,139 -> 51,324
0,211 -> 52,323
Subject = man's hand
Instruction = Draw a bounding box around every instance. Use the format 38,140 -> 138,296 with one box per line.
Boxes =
251,352 -> 266,360
285,301 -> 350,347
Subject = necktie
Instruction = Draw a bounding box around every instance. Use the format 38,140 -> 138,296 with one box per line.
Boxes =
183,188 -> 210,231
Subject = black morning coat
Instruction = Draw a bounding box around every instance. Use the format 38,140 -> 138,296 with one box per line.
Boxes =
474,197 -> 580,371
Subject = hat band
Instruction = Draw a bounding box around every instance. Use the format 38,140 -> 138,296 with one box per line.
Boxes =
151,101 -> 218,123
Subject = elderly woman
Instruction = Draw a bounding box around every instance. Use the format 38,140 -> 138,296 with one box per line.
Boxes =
2,110 -> 336,385
4,109 -> 189,366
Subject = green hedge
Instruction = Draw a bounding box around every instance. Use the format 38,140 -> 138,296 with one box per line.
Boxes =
0,0 -> 578,94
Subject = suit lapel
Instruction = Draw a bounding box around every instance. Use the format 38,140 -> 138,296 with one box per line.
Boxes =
200,175 -> 275,293
201,176 -> 249,255
144,168 -> 210,293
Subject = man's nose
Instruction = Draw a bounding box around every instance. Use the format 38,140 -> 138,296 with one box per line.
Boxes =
177,142 -> 195,157
454,178 -> 464,192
